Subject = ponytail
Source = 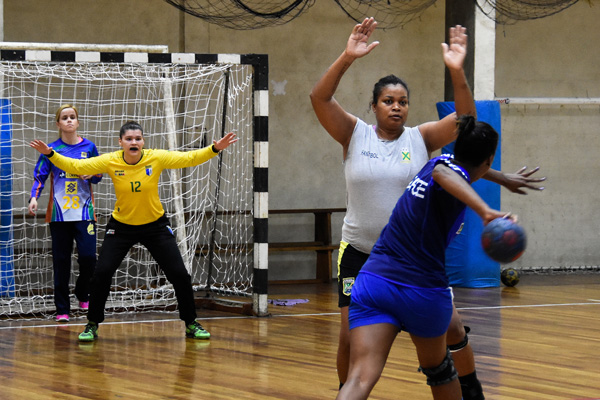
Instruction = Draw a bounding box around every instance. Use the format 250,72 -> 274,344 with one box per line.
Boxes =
457,115 -> 476,137
453,115 -> 498,166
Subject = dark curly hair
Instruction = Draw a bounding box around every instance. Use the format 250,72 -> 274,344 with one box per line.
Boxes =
453,115 -> 498,166
371,75 -> 410,108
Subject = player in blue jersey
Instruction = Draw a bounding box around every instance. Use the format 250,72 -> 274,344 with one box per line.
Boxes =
337,115 -> 512,400
28,104 -> 102,322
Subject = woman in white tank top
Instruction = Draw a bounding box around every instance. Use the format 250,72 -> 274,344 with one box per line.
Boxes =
310,17 -> 545,400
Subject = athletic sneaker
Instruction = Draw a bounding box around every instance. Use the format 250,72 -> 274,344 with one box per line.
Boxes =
79,301 -> 89,310
78,322 -> 98,342
56,314 -> 69,322
185,321 -> 210,340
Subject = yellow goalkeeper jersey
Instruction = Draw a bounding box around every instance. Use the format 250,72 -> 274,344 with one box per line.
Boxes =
48,146 -> 218,225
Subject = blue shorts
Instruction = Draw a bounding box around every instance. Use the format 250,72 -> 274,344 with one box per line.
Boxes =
349,272 -> 454,338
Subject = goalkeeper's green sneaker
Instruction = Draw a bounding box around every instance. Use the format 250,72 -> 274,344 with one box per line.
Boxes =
78,322 -> 98,342
185,321 -> 210,340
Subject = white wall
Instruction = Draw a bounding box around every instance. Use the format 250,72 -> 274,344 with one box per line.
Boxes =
494,3 -> 600,269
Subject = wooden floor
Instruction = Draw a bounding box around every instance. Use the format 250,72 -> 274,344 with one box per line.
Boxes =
1,273 -> 599,399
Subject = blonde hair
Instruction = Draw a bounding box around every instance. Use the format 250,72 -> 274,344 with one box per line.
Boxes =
55,104 -> 79,122
55,104 -> 79,137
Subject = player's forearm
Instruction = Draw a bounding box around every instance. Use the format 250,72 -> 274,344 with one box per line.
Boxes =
30,167 -> 48,198
449,67 -> 476,118
163,145 -> 219,169
482,169 -> 505,185
191,145 -> 219,165
31,159 -> 50,195
433,165 -> 490,218
30,179 -> 45,199
310,51 -> 355,103
48,151 -> 107,175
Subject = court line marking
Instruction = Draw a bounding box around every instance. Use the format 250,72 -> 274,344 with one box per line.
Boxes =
1,300 -> 599,331
458,301 -> 600,311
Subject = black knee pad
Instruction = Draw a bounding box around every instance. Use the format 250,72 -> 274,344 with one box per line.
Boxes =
448,325 -> 470,352
459,372 -> 485,400
419,348 -> 458,386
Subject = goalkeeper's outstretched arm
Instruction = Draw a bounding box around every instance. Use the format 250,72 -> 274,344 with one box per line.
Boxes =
30,139 -> 109,176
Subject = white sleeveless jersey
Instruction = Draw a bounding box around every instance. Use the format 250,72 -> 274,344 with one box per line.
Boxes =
342,118 -> 429,254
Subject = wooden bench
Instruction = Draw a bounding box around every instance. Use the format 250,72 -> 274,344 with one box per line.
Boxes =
268,208 -> 346,284
22,208 -> 347,284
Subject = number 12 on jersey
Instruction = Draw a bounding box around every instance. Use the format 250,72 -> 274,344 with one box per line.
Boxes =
130,181 -> 141,192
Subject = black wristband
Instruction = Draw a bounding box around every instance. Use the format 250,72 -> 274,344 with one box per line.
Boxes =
211,144 -> 220,154
47,149 -> 55,158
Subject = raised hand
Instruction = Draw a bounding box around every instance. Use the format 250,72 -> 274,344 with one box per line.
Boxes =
30,139 -> 52,156
345,17 -> 379,59
213,132 -> 238,151
441,25 -> 468,72
502,166 -> 546,195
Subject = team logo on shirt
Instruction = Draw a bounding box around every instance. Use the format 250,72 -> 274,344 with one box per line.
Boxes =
342,277 -> 355,296
406,175 -> 428,199
401,147 -> 411,162
65,181 -> 78,195
115,170 -> 125,176
81,152 -> 88,158
145,165 -> 153,176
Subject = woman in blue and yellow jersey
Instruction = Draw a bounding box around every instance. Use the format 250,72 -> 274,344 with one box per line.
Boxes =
31,121 -> 237,342
29,104 -> 102,323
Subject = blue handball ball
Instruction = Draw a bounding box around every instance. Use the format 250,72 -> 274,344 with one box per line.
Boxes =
481,218 -> 527,263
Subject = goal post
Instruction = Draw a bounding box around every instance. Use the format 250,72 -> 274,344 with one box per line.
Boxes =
0,99 -> 15,298
162,73 -> 190,272
0,46 -> 269,318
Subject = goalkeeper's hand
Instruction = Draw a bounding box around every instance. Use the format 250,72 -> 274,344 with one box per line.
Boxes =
30,139 -> 53,156
213,132 -> 238,151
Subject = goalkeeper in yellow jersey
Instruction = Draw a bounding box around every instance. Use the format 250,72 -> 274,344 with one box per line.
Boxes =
30,121 -> 238,342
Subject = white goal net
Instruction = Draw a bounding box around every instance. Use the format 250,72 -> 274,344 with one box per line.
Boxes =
0,50 -> 261,319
